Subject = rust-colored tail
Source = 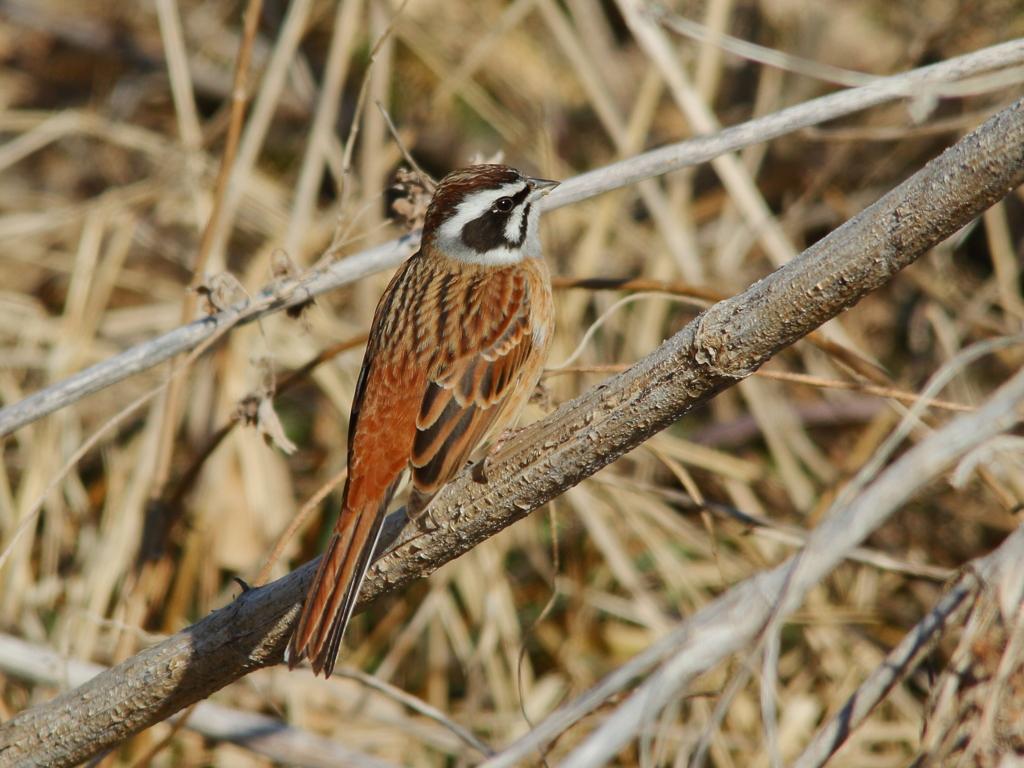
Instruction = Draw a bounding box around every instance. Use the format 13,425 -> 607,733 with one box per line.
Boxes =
287,504 -> 386,677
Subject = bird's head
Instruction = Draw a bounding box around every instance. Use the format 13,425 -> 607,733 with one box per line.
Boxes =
422,164 -> 558,266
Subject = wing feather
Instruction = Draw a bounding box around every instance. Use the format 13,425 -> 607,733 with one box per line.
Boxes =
409,271 -> 539,500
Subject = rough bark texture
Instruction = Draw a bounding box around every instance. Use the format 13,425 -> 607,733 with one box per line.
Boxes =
1,98 -> 1023,768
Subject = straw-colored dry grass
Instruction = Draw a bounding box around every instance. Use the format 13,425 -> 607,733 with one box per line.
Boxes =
1,0 -> 1024,766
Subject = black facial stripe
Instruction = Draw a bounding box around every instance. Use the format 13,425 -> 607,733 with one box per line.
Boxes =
508,185 -> 531,207
517,203 -> 531,244
459,186 -> 531,254
461,214 -> 520,253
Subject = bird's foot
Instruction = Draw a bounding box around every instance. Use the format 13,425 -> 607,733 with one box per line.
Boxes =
471,457 -> 490,484
529,381 -> 552,408
471,427 -> 526,484
407,505 -> 439,532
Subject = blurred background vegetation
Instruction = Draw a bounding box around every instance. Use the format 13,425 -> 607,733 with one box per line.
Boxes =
1,0 -> 1024,765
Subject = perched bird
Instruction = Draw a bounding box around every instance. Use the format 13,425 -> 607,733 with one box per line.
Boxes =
288,164 -> 559,676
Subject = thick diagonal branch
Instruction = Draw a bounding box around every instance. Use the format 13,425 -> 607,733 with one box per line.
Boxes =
2,98 -> 1023,768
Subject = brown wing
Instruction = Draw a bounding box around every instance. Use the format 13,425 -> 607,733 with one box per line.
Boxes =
288,256 -> 429,675
407,254 -> 546,513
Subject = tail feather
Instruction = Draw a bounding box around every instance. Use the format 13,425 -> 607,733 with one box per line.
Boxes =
287,505 -> 388,677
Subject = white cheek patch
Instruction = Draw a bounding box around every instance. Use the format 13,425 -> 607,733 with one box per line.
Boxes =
503,206 -> 525,244
520,203 -> 543,257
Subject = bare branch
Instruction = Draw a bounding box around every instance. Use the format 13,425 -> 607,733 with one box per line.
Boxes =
2,38 -> 1024,437
0,635 -> 405,768
788,575 -> 979,768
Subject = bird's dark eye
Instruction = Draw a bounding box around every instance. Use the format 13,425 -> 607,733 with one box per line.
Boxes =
492,197 -> 514,213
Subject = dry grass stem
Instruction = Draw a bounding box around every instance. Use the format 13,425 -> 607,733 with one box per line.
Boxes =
3,4 -> 1024,767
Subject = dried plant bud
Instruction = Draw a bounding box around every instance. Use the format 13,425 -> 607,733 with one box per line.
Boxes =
390,168 -> 432,231
233,362 -> 297,454
271,251 -> 300,279
285,299 -> 315,323
267,251 -> 315,322
234,391 -> 297,454
235,393 -> 261,426
192,272 -> 246,314
255,395 -> 297,454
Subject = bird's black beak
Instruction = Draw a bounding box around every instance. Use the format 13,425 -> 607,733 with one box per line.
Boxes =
527,178 -> 559,202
